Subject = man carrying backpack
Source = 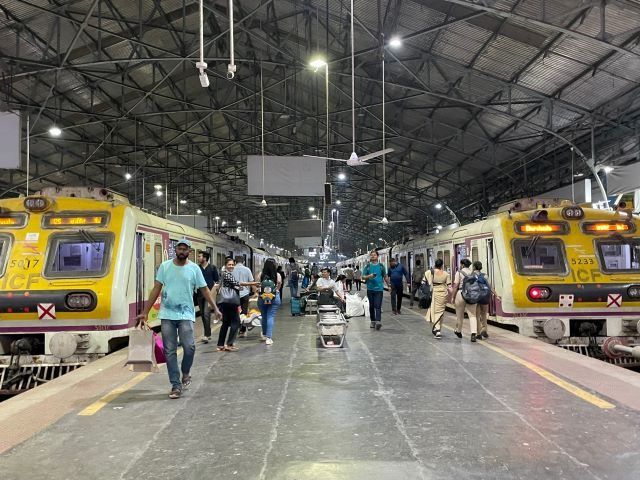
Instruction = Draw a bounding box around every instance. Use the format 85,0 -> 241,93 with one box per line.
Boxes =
286,257 -> 300,300
451,258 -> 479,342
472,261 -> 492,339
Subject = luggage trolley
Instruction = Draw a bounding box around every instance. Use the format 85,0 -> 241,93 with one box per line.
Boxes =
316,305 -> 348,348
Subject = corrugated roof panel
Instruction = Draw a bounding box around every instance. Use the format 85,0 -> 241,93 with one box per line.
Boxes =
432,22 -> 493,65
474,34 -> 540,80
574,3 -> 640,37
599,51 -> 640,81
513,0 -> 589,26
552,36 -> 612,65
518,53 -> 585,95
562,72 -> 632,110
397,1 -> 448,32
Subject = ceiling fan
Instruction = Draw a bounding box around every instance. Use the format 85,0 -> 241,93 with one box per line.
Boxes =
303,0 -> 393,167
369,43 -> 410,226
250,64 -> 289,209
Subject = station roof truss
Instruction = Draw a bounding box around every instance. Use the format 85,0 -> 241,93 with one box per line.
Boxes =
1,0 -> 640,252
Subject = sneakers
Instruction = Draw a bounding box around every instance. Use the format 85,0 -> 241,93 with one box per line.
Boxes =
182,375 -> 192,389
169,388 -> 181,399
200,336 -> 210,343
265,338 -> 274,346
370,322 -> 376,329
470,333 -> 477,343
435,331 -> 442,339
260,334 -> 267,341
481,331 -> 489,339
454,330 -> 462,338
375,322 -> 382,331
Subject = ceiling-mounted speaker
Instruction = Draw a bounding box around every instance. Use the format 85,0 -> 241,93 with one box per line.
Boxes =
324,183 -> 332,205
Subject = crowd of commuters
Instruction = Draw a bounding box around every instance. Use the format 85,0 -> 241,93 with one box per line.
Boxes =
139,241 -> 491,398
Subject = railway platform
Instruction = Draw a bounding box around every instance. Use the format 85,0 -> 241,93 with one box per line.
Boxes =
1,293 -> 639,480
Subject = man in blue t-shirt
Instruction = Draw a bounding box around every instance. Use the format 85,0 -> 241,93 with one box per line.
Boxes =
388,258 -> 410,315
362,250 -> 390,330
138,239 -> 221,399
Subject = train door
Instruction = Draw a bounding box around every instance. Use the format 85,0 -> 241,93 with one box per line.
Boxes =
135,232 -> 145,315
426,248 -> 434,268
487,238 -> 496,316
453,243 -> 467,277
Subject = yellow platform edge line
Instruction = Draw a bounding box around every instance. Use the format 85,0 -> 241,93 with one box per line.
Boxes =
77,323 -> 221,417
78,372 -> 151,416
410,310 -> 615,409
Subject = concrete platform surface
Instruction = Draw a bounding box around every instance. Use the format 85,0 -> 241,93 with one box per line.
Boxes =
1,294 -> 639,480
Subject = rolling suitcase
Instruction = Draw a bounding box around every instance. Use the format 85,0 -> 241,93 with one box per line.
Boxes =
290,296 -> 302,316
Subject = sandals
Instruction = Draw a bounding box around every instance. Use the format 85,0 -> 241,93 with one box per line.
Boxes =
216,346 -> 225,352
224,345 -> 239,352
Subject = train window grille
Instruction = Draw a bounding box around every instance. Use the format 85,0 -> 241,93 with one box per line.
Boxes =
154,243 -> 163,271
44,233 -> 113,278
167,239 -> 178,260
471,247 -> 479,263
513,239 -> 568,275
596,239 -> 640,273
0,234 -> 12,277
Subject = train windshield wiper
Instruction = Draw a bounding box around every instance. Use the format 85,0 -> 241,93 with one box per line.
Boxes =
79,229 -> 101,252
525,235 -> 540,258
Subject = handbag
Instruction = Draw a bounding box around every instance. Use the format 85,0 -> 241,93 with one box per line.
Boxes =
126,327 -> 158,372
153,332 -> 166,364
217,285 -> 240,305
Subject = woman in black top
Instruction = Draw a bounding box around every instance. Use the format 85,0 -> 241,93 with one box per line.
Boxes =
216,258 -> 243,351
277,265 -> 285,299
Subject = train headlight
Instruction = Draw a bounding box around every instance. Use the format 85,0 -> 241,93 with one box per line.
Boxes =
24,196 -> 51,212
65,292 -> 95,310
628,286 -> 640,299
527,286 -> 551,301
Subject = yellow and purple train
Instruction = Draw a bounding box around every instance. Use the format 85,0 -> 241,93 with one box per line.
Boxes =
340,198 -> 640,365
0,186 -> 284,363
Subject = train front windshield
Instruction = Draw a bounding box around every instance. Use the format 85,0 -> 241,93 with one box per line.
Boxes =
513,238 -> 568,275
44,233 -> 113,278
596,239 -> 640,272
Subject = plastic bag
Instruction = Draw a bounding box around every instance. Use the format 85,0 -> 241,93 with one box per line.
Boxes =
153,332 -> 166,364
346,294 -> 365,317
362,296 -> 370,318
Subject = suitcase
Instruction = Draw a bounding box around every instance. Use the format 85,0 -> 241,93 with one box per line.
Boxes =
290,296 -> 302,316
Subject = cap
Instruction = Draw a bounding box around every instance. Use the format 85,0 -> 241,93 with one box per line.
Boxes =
176,238 -> 192,248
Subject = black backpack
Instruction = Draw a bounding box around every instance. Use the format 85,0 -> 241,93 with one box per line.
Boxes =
475,273 -> 491,305
418,269 -> 433,308
460,270 -> 490,305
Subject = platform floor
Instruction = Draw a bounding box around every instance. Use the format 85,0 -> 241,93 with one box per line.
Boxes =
2,293 -> 640,479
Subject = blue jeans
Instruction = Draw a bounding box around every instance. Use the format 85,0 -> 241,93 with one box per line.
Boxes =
161,319 -> 195,390
367,290 -> 383,323
259,293 -> 281,338
289,284 -> 298,299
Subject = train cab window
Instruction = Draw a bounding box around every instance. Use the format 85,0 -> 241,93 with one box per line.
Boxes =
471,247 -> 479,263
596,239 -> 640,272
0,235 -> 12,277
513,239 -> 567,275
154,243 -> 163,271
443,250 -> 451,271
44,233 -> 113,278
188,249 -> 196,262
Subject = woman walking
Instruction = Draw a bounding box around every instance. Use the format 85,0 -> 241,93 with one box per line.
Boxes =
258,259 -> 283,346
424,258 -> 451,339
453,258 -> 479,342
354,266 -> 362,291
216,258 -> 257,351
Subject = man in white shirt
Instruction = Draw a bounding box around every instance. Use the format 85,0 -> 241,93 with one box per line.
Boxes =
316,267 -> 345,305
233,256 -> 256,338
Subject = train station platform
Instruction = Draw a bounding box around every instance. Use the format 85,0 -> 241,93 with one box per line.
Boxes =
1,293 -> 639,480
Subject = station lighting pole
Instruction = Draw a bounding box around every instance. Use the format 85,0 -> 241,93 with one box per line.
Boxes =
310,57 -> 329,252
